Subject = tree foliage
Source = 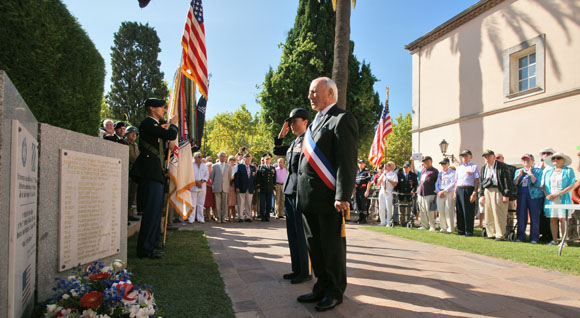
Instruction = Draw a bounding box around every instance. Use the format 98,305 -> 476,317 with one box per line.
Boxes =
200,105 -> 273,161
106,22 -> 168,125
258,0 -> 382,156
385,113 -> 412,168
0,0 -> 105,135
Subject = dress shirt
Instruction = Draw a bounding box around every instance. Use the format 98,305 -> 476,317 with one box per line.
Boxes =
484,161 -> 498,186
276,167 -> 288,184
435,169 -> 457,193
455,162 -> 480,187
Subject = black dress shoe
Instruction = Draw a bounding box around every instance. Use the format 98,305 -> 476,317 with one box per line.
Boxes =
128,216 -> 140,221
283,272 -> 299,280
153,250 -> 165,255
315,297 -> 342,312
297,292 -> 324,303
291,275 -> 312,284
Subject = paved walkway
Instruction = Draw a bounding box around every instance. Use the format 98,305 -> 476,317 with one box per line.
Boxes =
181,219 -> 580,317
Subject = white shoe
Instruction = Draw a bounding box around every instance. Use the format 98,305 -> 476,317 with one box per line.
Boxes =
199,221 -> 205,224
417,226 -> 426,230
439,229 -> 446,233
429,228 -> 435,232
378,223 -> 386,226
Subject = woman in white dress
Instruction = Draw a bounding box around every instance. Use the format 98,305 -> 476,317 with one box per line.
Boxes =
543,152 -> 576,245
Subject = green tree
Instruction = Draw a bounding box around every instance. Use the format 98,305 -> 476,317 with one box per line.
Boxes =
201,105 -> 273,161
0,0 -> 104,135
106,22 -> 168,125
258,0 -> 382,151
385,113 -> 412,167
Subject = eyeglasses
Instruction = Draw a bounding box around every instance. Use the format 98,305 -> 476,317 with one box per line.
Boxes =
551,157 -> 563,161
542,152 -> 553,155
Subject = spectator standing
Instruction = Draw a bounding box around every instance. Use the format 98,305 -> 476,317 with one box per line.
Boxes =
417,156 -> 439,231
235,153 -> 256,222
378,161 -> 398,226
354,160 -> 372,223
435,158 -> 456,233
394,161 -> 418,226
275,158 -> 288,218
204,162 -> 216,221
211,151 -> 232,223
543,152 -> 576,245
227,155 -> 238,220
126,126 -> 140,222
105,121 -> 128,145
536,147 -> 555,242
102,119 -> 114,138
479,149 -> 516,241
513,153 -> 543,243
256,154 -> 276,222
188,152 -> 208,223
454,150 -> 480,236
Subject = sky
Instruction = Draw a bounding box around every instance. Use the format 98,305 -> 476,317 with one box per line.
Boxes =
62,0 -> 478,121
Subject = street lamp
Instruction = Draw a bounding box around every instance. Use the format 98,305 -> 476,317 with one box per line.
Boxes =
439,139 -> 455,163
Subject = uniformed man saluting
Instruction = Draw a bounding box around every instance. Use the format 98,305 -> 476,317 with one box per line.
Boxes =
130,98 -> 178,259
274,108 -> 311,284
256,153 -> 276,221
355,160 -> 371,224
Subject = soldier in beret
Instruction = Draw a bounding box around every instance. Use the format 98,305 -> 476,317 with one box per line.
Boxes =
104,121 -> 129,145
130,98 -> 178,259
256,153 -> 276,221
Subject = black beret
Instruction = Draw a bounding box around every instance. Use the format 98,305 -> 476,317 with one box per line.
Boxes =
114,121 -> 126,129
145,98 -> 166,108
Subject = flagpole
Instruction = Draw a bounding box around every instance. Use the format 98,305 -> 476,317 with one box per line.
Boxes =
383,86 -> 389,164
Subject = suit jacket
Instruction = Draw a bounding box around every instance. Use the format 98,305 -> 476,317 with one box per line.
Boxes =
297,105 -> 358,213
273,133 -> 304,195
234,163 -> 256,194
130,117 -> 178,183
394,170 -> 417,195
211,162 -> 232,193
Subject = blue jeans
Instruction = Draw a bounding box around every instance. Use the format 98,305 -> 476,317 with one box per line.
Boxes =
516,189 -> 542,242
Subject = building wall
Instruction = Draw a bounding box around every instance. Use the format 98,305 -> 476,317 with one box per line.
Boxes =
411,0 -> 580,169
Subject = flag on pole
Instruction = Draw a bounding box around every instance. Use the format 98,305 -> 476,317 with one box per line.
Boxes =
368,88 -> 393,166
166,68 -> 197,220
181,0 -> 209,99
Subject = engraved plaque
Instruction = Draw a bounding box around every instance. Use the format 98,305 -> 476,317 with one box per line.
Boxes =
59,149 -> 121,271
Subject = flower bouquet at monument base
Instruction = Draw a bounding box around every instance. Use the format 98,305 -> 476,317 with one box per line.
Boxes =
41,260 -> 159,318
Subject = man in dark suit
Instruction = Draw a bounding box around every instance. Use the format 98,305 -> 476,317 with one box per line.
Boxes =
394,161 -> 418,226
131,98 -> 178,259
234,153 -> 256,222
274,108 -> 311,284
296,77 -> 358,312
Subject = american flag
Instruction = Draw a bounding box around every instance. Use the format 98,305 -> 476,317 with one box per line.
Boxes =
181,0 -> 209,99
368,92 -> 392,166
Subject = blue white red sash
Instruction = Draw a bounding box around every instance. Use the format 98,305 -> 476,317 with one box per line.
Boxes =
304,126 -> 336,190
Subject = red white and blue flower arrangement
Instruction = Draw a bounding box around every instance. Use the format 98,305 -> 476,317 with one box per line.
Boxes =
43,260 -> 159,318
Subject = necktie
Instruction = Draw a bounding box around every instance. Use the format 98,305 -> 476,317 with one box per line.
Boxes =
313,112 -> 323,128
246,164 -> 250,176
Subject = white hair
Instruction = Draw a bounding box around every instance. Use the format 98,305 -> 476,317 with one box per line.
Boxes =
218,151 -> 227,157
321,77 -> 338,101
103,119 -> 113,127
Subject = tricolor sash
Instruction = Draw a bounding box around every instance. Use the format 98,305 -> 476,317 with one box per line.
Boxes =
304,125 -> 336,190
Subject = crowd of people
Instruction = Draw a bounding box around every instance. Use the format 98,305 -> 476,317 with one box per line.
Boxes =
356,147 -> 580,246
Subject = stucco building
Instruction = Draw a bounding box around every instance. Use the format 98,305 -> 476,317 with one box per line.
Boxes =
405,0 -> 580,171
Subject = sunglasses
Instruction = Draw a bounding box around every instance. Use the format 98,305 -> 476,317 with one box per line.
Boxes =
551,157 -> 563,161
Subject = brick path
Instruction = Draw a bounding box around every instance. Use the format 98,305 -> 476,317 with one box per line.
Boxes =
182,219 -> 580,317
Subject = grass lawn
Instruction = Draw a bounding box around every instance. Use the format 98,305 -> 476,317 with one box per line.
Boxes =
364,226 -> 580,276
127,230 -> 234,318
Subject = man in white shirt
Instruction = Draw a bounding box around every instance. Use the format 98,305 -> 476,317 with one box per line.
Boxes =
435,158 -> 456,233
189,152 -> 209,223
378,161 -> 398,226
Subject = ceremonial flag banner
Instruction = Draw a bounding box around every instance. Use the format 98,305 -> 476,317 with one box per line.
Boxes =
368,89 -> 393,166
181,0 -> 209,99
167,69 -> 197,220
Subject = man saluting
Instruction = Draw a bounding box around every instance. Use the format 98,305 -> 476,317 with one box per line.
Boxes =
131,98 -> 178,259
296,77 -> 358,312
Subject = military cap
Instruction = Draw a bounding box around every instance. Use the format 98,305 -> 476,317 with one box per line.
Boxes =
284,108 -> 310,122
403,161 -> 411,168
358,159 -> 365,163
145,98 -> 166,108
262,153 -> 272,159
243,153 -> 252,158
126,126 -> 138,134
114,121 -> 126,129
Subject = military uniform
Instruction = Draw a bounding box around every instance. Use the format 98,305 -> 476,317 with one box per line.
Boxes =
355,167 -> 371,223
104,133 -> 128,145
130,99 -> 178,259
274,122 -> 310,281
256,158 -> 276,221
